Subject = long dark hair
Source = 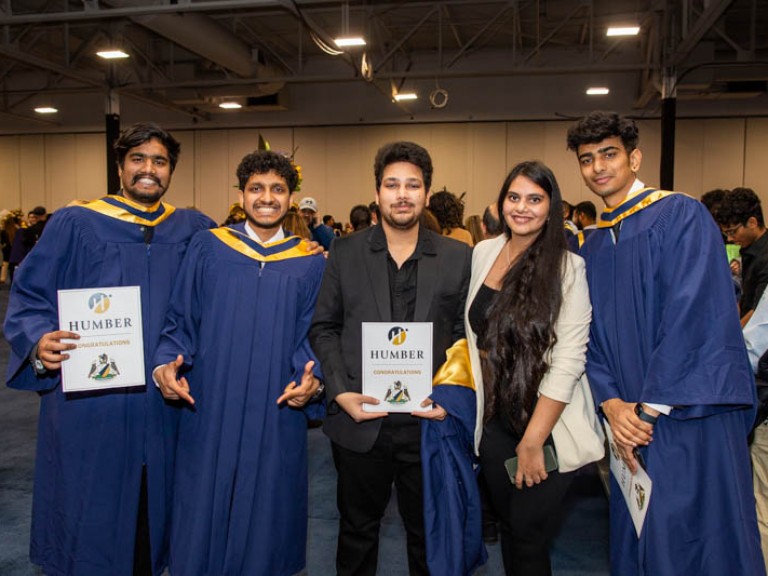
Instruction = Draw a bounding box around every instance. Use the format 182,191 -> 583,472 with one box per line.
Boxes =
483,160 -> 566,434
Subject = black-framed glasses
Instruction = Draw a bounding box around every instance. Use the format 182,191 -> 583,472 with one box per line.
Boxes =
722,223 -> 744,237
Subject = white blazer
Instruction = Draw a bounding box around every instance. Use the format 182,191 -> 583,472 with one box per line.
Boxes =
465,234 -> 604,473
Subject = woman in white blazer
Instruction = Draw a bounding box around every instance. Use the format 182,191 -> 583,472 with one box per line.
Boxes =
465,160 -> 604,576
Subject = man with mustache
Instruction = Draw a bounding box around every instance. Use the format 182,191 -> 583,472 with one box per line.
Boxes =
3,122 -> 216,576
310,141 -> 484,575
152,150 -> 325,576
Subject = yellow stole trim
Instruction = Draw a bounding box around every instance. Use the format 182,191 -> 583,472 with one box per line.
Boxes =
78,195 -> 176,226
597,188 -> 676,228
432,339 -> 476,391
210,228 -> 313,262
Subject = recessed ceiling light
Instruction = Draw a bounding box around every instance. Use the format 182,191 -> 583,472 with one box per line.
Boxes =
34,107 -> 58,114
96,50 -> 130,59
606,26 -> 640,37
586,87 -> 610,95
334,37 -> 366,47
393,92 -> 418,102
219,102 -> 243,109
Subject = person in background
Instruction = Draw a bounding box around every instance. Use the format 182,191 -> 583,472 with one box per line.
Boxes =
299,197 -> 335,250
284,209 -> 313,240
566,200 -> 598,252
349,204 -> 372,232
221,202 -> 246,226
465,214 -> 484,246
715,187 -> 768,325
482,202 -> 503,239
561,200 -> 578,234
368,201 -> 380,225
465,160 -> 604,575
429,189 -> 474,246
567,110 -> 763,576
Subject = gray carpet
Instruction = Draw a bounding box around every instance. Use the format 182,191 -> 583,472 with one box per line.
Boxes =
0,285 -> 609,575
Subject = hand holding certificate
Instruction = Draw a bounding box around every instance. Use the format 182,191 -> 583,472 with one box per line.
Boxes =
57,286 -> 145,392
361,322 -> 433,413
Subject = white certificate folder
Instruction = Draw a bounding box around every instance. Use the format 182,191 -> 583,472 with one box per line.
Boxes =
362,322 -> 433,412
57,286 -> 145,392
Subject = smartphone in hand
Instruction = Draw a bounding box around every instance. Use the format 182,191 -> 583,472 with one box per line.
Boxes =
504,445 -> 558,484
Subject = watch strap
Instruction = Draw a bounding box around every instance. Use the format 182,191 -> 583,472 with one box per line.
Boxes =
635,403 -> 658,424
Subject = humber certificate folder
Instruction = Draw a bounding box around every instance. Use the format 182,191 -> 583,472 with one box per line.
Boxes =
57,286 -> 145,392
362,322 -> 433,413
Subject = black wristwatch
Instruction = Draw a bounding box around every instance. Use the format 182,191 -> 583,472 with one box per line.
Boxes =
634,402 -> 658,425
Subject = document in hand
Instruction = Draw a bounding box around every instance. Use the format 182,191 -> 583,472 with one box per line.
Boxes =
362,322 -> 433,413
57,286 -> 145,392
604,422 -> 653,537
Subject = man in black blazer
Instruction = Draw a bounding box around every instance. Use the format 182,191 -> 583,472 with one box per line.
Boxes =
310,141 -> 472,576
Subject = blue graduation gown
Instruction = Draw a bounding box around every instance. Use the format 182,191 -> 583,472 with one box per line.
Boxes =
3,196 -> 215,576
152,224 -> 325,576
422,340 -> 486,576
581,189 -> 764,575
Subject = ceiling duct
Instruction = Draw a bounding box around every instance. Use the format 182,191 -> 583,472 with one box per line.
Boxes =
105,0 -> 284,96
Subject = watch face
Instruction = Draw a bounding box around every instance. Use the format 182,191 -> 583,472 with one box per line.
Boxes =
33,358 -> 45,373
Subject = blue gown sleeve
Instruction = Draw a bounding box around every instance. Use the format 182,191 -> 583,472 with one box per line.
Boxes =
4,210 -> 88,391
287,255 -> 326,418
152,232 -> 207,371
644,199 -> 755,417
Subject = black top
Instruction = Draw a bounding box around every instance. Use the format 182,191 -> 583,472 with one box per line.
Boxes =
740,231 -> 768,314
468,283 -> 498,350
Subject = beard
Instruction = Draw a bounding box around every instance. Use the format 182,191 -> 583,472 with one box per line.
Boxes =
122,174 -> 167,205
246,202 -> 289,231
380,201 -> 421,230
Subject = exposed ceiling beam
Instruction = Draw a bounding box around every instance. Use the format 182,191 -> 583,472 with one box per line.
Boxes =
671,0 -> 734,67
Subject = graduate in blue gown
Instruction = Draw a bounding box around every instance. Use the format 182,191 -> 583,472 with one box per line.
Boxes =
3,123 -> 216,576
153,150 -> 325,576
567,112 -> 764,575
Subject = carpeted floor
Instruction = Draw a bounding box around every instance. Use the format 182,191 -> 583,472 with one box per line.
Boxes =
0,285 -> 609,575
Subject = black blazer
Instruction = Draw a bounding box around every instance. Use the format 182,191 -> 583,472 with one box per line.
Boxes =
309,224 -> 472,452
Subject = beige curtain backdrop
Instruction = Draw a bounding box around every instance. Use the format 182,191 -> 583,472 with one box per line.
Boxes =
0,117 -> 764,225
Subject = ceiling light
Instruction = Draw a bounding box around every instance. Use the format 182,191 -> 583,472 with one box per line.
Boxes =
606,26 -> 640,37
393,92 -> 418,102
96,50 -> 130,59
334,37 -> 366,48
586,87 -> 610,95
219,102 -> 243,109
34,106 -> 58,114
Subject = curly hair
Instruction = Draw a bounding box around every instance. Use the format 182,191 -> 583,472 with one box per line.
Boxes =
483,160 -> 566,434
715,187 -> 764,228
236,150 -> 299,192
566,111 -> 639,153
114,122 -> 181,172
428,190 -> 464,230
374,141 -> 433,191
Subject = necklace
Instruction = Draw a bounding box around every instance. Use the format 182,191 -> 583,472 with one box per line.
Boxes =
505,241 -> 515,267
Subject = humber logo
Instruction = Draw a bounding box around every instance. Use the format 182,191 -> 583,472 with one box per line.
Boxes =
388,326 -> 407,346
88,293 -> 111,314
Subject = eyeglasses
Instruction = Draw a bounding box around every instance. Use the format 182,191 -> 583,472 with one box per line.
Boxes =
722,223 -> 744,237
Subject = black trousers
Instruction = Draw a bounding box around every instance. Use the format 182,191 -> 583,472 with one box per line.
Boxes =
331,417 -> 428,576
479,416 -> 575,576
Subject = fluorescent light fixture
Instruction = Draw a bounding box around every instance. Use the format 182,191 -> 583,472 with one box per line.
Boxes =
586,87 -> 610,95
393,92 -> 418,102
606,26 -> 640,37
218,102 -> 243,109
34,106 -> 58,114
334,37 -> 366,47
96,50 -> 130,59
